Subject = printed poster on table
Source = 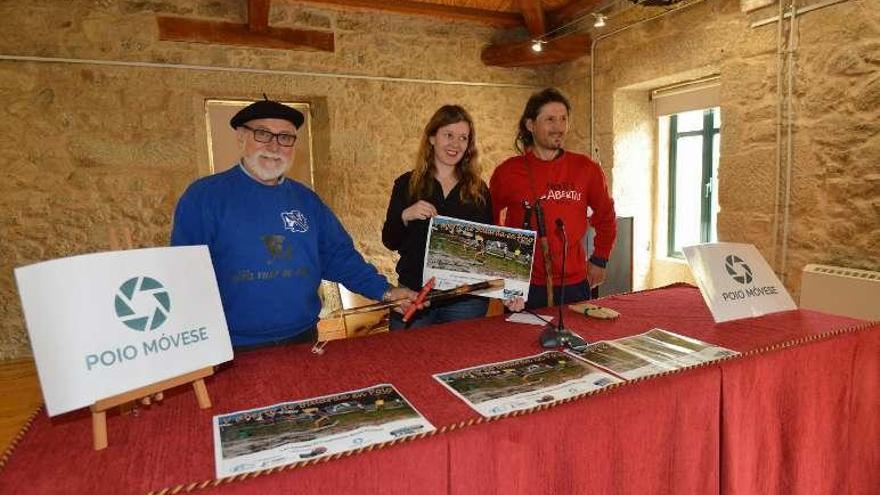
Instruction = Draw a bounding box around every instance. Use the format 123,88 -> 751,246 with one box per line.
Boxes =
213,384 -> 434,478
423,215 -> 536,300
433,351 -> 621,418
14,246 -> 233,416
683,242 -> 797,322
568,328 -> 739,380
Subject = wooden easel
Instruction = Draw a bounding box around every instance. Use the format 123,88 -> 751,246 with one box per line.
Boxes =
90,367 -> 213,450
89,227 -> 215,450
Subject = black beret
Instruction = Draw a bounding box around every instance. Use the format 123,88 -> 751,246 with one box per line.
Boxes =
230,98 -> 305,130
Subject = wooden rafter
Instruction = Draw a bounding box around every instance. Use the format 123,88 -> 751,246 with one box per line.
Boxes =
482,0 -> 598,67
157,17 -> 334,51
292,0 -> 522,28
517,0 -> 546,37
481,33 -> 591,67
548,0 -> 604,25
157,0 -> 334,52
248,0 -> 270,32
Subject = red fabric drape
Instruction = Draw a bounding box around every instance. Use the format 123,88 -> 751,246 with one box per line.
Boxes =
0,285 -> 875,494
448,367 -> 721,494
720,327 -> 880,495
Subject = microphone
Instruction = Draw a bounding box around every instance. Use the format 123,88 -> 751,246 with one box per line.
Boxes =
539,218 -> 589,351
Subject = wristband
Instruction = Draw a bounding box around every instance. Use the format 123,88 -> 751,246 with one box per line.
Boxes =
588,255 -> 608,269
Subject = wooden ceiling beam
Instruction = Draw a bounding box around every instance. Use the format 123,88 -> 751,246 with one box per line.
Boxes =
517,0 -> 546,37
548,0 -> 604,25
248,0 -> 271,32
292,0 -> 522,28
157,16 -> 334,52
157,0 -> 333,52
481,33 -> 591,67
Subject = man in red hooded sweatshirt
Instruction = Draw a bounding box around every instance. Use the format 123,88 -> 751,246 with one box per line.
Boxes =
490,88 -> 616,310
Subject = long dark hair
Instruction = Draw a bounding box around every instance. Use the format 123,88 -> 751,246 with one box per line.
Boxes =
515,88 -> 572,154
409,105 -> 485,206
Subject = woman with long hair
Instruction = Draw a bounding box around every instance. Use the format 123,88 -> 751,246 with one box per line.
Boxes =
382,105 -> 493,329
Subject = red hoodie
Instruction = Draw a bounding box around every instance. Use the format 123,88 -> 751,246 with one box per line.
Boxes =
490,150 -> 616,286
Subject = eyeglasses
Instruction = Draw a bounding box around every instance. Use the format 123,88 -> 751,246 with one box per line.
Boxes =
241,125 -> 297,147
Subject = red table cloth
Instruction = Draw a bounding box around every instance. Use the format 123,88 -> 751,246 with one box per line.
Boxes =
0,284 -> 875,494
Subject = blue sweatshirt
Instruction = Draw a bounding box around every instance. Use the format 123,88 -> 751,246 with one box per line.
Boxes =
171,165 -> 388,346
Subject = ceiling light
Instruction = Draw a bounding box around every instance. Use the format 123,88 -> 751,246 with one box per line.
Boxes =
593,13 -> 607,28
531,40 -> 543,52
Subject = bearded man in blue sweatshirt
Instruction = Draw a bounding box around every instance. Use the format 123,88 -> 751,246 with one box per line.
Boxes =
171,98 -> 417,348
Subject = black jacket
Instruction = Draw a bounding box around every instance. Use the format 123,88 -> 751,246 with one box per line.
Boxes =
382,171 -> 492,290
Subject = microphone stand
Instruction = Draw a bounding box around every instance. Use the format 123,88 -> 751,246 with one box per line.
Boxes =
521,200 -> 533,230
539,219 -> 589,352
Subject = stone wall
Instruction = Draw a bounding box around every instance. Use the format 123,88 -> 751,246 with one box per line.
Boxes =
0,0 -> 555,359
783,0 -> 880,284
3,0 -> 877,358
594,0 -> 879,293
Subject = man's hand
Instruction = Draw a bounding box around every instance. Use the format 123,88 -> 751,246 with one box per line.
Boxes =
588,263 -> 606,289
401,200 -> 438,225
383,286 -> 428,314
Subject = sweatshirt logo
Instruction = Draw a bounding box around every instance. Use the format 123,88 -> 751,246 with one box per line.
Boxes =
262,235 -> 293,263
544,182 -> 582,202
281,210 -> 309,233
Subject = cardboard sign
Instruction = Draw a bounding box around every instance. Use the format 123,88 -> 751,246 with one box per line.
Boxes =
682,242 -> 796,323
15,246 -> 233,416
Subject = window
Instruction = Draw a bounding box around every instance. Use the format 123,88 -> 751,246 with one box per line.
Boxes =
666,107 -> 720,257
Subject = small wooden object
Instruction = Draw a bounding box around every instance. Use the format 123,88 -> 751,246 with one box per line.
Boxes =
316,279 -> 504,349
568,302 -> 620,320
90,367 -> 214,450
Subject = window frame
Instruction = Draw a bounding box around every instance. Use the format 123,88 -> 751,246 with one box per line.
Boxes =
666,107 -> 720,258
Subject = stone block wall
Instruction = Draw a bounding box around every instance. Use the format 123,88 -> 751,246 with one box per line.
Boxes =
3,0 -> 876,358
0,1 -> 584,359
784,7 -> 880,283
594,0 -> 879,294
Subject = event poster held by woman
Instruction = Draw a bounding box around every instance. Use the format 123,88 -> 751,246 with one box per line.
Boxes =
382,105 -> 516,330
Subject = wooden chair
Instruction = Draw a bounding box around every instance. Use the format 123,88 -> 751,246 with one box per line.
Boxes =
317,281 -> 389,342
486,298 -> 505,317
338,285 -> 390,338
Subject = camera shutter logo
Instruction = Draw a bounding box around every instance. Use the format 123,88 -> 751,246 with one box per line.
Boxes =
724,255 -> 753,284
114,277 -> 171,331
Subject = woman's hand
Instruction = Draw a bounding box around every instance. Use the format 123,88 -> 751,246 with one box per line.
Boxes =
503,296 -> 525,312
401,200 -> 438,225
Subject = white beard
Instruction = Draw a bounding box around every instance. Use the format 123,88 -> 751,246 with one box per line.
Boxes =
242,151 -> 291,184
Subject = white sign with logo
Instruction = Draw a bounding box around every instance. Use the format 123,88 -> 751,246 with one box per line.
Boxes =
15,246 -> 233,416
682,242 -> 797,323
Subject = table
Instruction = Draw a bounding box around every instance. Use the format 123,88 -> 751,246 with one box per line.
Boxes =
0,284 -> 876,494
